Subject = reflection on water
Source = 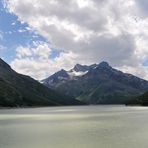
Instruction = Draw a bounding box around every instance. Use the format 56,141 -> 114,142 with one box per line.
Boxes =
0,106 -> 148,148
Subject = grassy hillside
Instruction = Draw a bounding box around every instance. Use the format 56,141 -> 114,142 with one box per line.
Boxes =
0,58 -> 83,107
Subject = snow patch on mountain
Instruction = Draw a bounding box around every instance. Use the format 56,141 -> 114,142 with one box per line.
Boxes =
68,70 -> 88,77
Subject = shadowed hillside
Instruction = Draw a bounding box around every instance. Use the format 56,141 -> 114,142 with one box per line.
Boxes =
0,58 -> 83,107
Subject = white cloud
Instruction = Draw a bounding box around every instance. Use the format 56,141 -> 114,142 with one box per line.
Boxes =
11,22 -> 16,25
15,41 -> 52,59
18,29 -> 27,33
11,42 -> 79,80
4,0 -> 148,80
119,65 -> 148,80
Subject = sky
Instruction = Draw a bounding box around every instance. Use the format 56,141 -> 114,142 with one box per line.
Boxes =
0,0 -> 148,80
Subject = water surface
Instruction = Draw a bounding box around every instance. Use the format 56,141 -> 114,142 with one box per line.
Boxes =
0,105 -> 148,148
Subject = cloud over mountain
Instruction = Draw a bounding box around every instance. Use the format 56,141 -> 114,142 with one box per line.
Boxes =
4,0 -> 148,80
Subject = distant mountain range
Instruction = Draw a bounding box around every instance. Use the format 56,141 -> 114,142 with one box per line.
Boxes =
42,61 -> 148,104
0,58 -> 82,107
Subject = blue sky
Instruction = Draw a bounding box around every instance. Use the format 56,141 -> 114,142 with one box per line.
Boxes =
143,58 -> 148,66
0,1 -> 60,63
0,1 -> 39,62
0,0 -> 148,80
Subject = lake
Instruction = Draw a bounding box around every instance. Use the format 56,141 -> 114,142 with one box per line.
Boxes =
0,105 -> 148,148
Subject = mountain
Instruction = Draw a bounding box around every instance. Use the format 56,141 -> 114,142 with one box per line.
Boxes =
41,63 -> 97,86
0,58 -> 82,107
42,61 -> 148,104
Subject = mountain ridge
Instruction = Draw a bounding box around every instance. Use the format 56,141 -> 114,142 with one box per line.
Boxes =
42,61 -> 148,104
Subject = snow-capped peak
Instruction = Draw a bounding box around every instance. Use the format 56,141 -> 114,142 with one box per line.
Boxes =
68,70 -> 88,77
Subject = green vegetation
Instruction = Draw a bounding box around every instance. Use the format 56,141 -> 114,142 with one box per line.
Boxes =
139,91 -> 148,105
127,91 -> 148,106
0,58 -> 83,107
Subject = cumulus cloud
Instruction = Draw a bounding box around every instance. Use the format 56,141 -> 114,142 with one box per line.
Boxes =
16,41 -> 52,59
4,0 -> 148,80
11,41 -> 80,79
119,65 -> 148,80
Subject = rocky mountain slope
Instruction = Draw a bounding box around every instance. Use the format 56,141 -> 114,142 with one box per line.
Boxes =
0,58 -> 82,107
42,61 -> 148,104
